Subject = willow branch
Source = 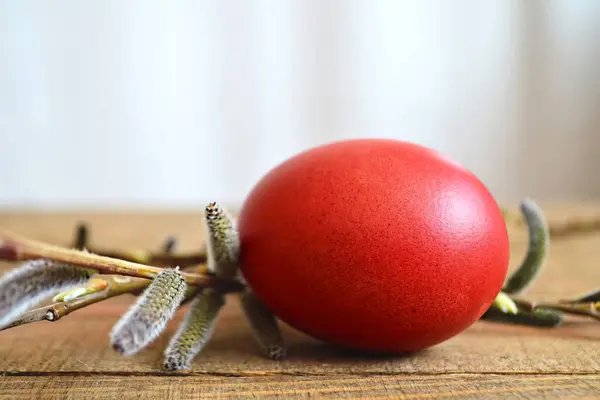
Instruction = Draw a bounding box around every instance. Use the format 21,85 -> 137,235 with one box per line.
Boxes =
513,298 -> 600,322
0,265 -> 209,332
0,275 -> 149,330
71,223 -> 207,267
560,288 -> 600,304
0,228 -> 241,291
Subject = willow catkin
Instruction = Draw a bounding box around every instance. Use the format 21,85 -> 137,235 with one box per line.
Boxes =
503,198 -> 550,295
200,202 -> 286,361
0,259 -> 94,329
204,202 -> 240,278
161,203 -> 238,370
239,289 -> 286,360
163,288 -> 225,371
110,268 -> 187,356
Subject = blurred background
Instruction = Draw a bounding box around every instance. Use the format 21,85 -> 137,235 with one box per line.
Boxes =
1,1 -> 599,211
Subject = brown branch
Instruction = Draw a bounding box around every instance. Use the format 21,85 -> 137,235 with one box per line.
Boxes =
0,306 -> 49,329
160,236 -> 178,254
73,223 -> 88,250
82,249 -> 208,268
0,228 -> 236,289
0,274 -> 150,330
0,263 -> 211,331
559,288 -> 600,304
535,302 -> 600,322
70,223 -> 206,267
513,298 -> 600,322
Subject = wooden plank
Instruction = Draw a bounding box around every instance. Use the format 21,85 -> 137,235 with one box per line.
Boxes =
1,374 -> 600,399
1,210 -> 600,398
0,296 -> 599,375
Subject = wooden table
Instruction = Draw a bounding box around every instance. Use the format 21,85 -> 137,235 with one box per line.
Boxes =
1,207 -> 600,399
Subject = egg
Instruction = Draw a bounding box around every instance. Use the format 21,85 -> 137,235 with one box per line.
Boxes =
237,139 -> 509,353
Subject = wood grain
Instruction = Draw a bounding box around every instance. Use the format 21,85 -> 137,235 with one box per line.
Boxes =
0,209 -> 599,398
2,374 -> 600,399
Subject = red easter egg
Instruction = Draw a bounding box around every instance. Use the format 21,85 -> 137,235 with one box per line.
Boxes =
237,139 -> 509,353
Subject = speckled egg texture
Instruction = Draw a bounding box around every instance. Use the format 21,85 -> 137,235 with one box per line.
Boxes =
237,139 -> 509,353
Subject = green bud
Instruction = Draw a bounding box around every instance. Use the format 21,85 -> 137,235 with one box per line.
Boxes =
52,278 -> 108,302
491,292 -> 518,315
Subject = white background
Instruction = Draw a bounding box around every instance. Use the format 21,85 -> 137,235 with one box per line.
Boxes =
1,1 -> 599,210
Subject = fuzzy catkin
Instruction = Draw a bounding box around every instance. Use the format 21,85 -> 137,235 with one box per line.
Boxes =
164,288 -> 224,371
110,268 -> 187,356
204,202 -> 240,278
239,289 -> 286,360
0,259 -> 93,329
503,198 -> 550,295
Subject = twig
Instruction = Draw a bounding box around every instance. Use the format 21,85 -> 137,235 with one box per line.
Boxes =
535,302 -> 600,322
70,223 -> 206,267
0,274 -> 149,330
73,224 -> 88,250
0,265 -> 209,332
0,228 -> 229,288
161,236 -> 178,254
560,288 -> 600,304
513,298 -> 600,322
79,248 -> 207,269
